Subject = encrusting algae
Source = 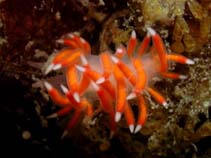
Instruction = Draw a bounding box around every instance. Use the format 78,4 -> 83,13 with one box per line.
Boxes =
130,0 -> 211,53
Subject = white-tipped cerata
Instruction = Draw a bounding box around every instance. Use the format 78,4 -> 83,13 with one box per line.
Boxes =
146,27 -> 156,36
44,81 -> 53,91
45,63 -> 54,75
60,84 -> 69,94
162,101 -> 168,108
111,56 -> 119,64
80,37 -> 86,44
186,59 -> 195,65
126,92 -> 137,100
56,39 -> 64,44
96,77 -> 106,84
116,48 -> 124,54
115,112 -> 122,122
134,125 -> 142,134
73,92 -> 80,103
129,124 -> 134,133
91,81 -> 100,91
67,33 -> 75,39
80,54 -> 88,65
52,63 -> 62,70
131,30 -> 136,39
179,75 -> 187,79
75,65 -> 86,72
146,31 -> 151,37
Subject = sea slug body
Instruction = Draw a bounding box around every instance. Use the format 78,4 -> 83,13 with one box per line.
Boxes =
44,27 -> 194,134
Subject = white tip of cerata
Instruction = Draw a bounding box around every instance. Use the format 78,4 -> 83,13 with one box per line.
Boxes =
60,84 -> 69,94
131,30 -> 136,39
90,81 -> 100,91
126,92 -> 136,100
96,77 -> 106,84
44,81 -> 52,91
162,101 -> 168,108
80,54 -> 88,65
73,92 -> 80,103
115,112 -> 122,122
111,56 -> 119,64
45,63 -> 54,75
116,47 -> 124,54
67,33 -> 75,39
134,125 -> 142,134
75,65 -> 85,72
179,75 -> 187,80
186,59 -> 195,65
52,63 -> 62,70
80,37 -> 86,44
56,39 -> 64,44
146,27 -> 156,36
129,124 -> 134,133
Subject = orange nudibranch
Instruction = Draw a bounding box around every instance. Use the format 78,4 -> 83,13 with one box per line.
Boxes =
44,27 -> 194,134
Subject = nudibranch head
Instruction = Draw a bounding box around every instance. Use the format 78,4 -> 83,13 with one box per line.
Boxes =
44,27 -> 194,134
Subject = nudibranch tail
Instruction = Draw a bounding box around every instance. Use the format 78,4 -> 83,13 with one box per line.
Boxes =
44,27 -> 194,134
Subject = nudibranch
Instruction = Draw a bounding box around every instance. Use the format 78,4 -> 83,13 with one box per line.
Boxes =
44,27 -> 194,134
